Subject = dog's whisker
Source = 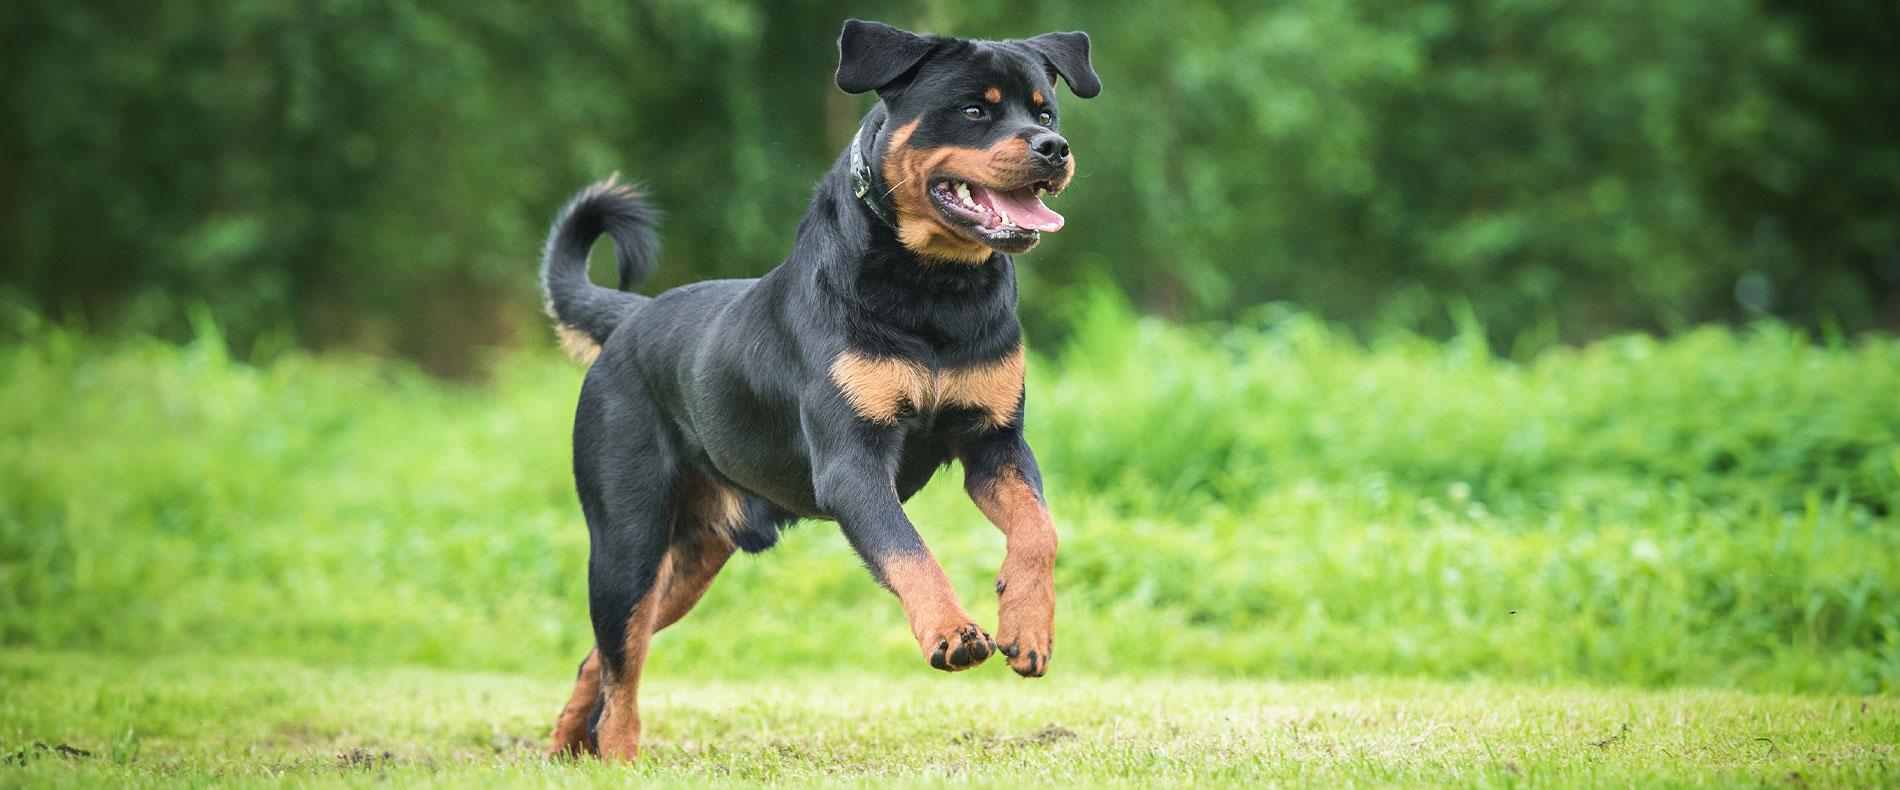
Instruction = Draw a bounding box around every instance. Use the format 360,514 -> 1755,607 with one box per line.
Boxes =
880,177 -> 911,198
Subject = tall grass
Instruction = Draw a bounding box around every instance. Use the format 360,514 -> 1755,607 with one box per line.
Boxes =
1037,291 -> 1899,516
1,299 -> 1895,692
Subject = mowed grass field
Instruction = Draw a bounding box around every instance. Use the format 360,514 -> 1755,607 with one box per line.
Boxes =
4,652 -> 1894,788
3,295 -> 1898,786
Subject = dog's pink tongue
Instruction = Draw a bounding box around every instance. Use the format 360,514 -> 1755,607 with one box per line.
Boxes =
972,185 -> 1065,232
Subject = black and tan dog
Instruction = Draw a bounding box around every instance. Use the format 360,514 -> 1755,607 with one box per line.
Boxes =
538,19 -> 1099,760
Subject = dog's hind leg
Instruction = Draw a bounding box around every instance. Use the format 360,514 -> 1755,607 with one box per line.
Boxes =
654,477 -> 741,631
588,491 -> 742,761
547,476 -> 741,761
591,535 -> 672,762
652,533 -> 734,631
546,648 -> 602,757
564,372 -> 684,762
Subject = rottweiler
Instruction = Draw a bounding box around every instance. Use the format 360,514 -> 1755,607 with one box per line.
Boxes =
537,19 -> 1100,760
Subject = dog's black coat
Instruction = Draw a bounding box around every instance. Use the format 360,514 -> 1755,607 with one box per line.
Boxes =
540,19 -> 1097,757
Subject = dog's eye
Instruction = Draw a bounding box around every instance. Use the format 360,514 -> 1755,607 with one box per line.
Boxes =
1037,110 -> 1054,126
962,106 -> 985,120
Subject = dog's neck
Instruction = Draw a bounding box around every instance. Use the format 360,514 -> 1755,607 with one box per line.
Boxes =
849,113 -> 900,229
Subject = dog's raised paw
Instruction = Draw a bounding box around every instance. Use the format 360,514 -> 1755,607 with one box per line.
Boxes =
926,622 -> 996,671
996,630 -> 1052,677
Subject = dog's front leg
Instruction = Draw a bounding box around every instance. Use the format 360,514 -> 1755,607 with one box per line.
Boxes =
960,432 -> 1056,677
810,425 -> 996,671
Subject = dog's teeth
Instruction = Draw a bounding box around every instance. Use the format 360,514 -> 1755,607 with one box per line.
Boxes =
997,206 -> 1011,226
955,182 -> 973,208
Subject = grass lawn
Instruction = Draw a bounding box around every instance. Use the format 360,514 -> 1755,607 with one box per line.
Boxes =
2,650 -> 1893,788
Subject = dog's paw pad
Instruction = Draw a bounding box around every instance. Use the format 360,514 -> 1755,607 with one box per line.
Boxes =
925,623 -> 995,671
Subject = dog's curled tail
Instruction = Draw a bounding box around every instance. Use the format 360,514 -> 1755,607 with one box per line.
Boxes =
541,175 -> 660,364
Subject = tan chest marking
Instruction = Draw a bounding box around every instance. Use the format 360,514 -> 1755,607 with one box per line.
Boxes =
830,346 -> 1025,428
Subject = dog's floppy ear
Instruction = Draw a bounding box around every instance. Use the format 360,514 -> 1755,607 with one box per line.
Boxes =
1022,31 -> 1100,99
836,19 -> 937,95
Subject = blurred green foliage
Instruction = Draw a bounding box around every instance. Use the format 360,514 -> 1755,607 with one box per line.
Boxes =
3,299 -> 1894,692
2,1 -> 1896,372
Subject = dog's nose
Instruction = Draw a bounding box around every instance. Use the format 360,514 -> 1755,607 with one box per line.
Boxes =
1028,132 -> 1070,167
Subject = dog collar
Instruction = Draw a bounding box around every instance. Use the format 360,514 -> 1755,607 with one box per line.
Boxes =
850,116 -> 899,228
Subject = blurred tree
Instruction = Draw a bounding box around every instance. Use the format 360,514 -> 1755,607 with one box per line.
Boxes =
1030,0 -> 1900,345
1,0 -> 1894,371
1753,0 -> 1900,330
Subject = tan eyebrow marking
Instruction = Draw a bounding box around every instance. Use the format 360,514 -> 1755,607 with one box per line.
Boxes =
985,86 -> 1002,104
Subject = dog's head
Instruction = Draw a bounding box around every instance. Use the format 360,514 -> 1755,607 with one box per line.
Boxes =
838,19 -> 1100,263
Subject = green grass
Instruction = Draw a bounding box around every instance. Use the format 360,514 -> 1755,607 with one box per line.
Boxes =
2,298 -> 1894,690
4,650 -> 1895,788
2,297 -> 1898,786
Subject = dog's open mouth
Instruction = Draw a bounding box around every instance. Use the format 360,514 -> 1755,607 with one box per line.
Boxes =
929,177 -> 1065,248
